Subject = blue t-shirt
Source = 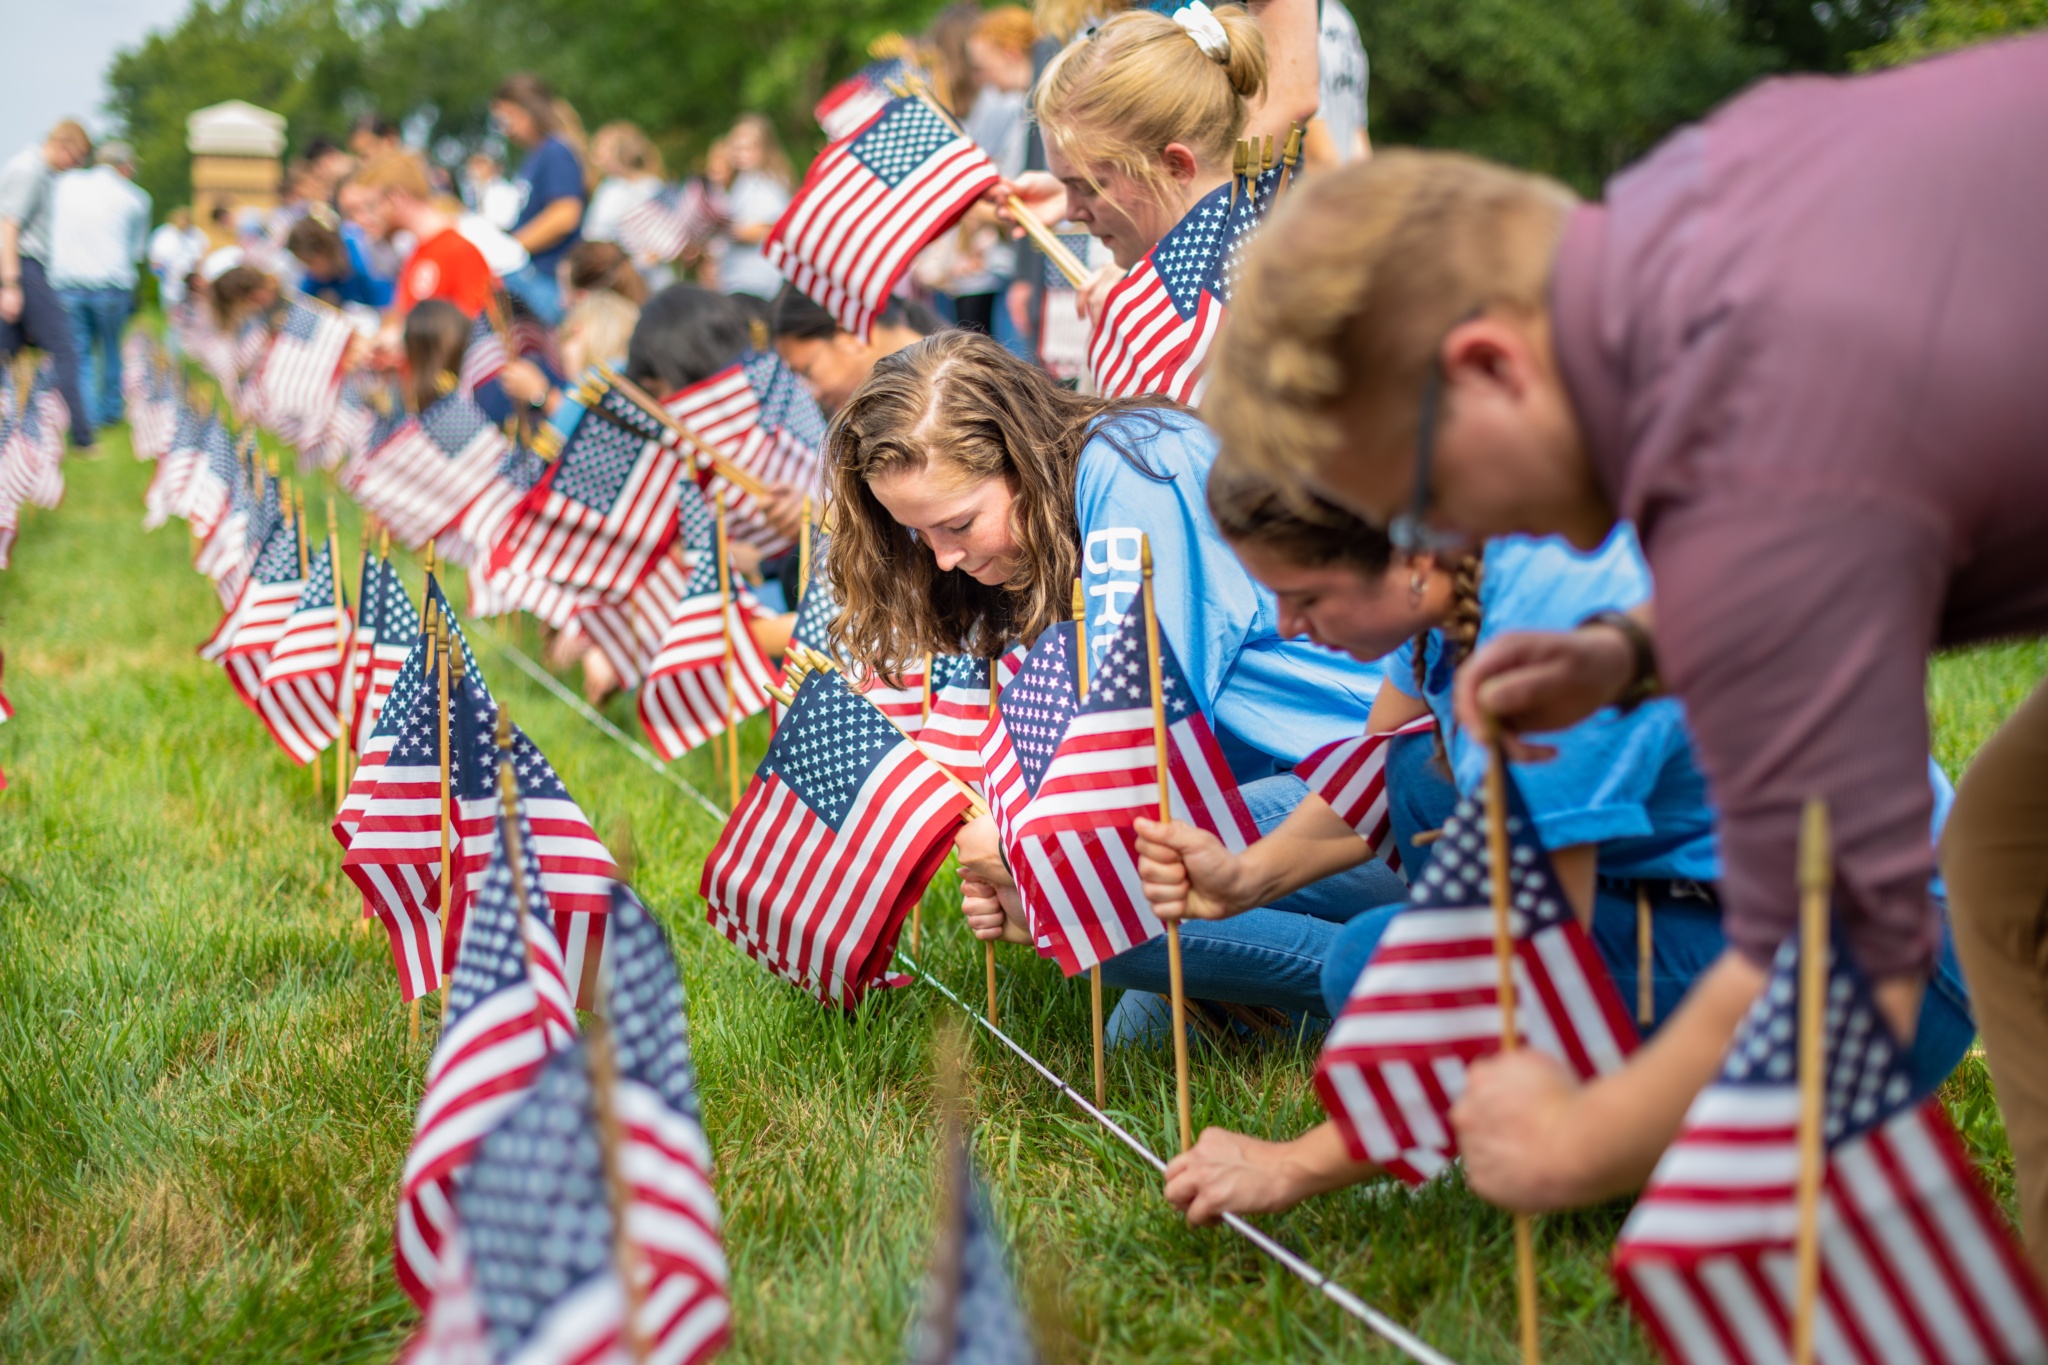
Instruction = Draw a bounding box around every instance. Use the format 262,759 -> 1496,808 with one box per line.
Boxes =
1390,528 -> 1956,886
512,136 -> 585,273
1075,410 -> 1380,776
303,229 -> 393,310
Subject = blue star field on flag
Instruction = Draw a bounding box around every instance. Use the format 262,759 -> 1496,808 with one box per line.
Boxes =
605,884 -> 706,1130
552,404 -> 652,513
762,671 -> 905,829
1081,610 -> 1196,724
741,348 -> 829,454
993,625 -> 1077,797
849,99 -> 960,188
420,390 -> 491,458
426,574 -> 492,702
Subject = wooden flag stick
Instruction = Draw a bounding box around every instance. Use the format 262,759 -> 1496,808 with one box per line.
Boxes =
985,655 -> 1000,1030
587,1013 -> 652,1365
1485,732 -> 1541,1365
1637,885 -> 1655,1028
436,615 -> 454,1006
714,492 -> 743,809
1275,123 -> 1305,201
591,364 -> 775,501
328,499 -> 353,803
1074,577 -> 1105,1112
1792,798 -> 1832,1365
1141,537 -> 1193,1155
293,490 -> 322,803
913,648 -> 935,955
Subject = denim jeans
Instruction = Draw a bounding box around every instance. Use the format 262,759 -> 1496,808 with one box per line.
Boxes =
499,262 -> 563,326
1100,765 -> 1458,1045
0,258 -> 93,447
1320,884 -> 1979,1099
59,286 -> 133,428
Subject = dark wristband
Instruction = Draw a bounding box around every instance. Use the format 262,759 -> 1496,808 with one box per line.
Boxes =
1578,609 -> 1661,712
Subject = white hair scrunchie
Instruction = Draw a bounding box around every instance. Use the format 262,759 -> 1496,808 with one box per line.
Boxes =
1173,1 -> 1232,62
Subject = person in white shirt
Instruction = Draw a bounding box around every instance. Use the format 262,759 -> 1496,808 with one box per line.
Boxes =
709,115 -> 792,301
147,206 -> 210,360
50,140 -> 152,428
582,121 -> 670,286
461,151 -> 522,232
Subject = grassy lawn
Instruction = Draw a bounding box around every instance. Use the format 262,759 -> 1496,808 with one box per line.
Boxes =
0,432 -> 2040,1363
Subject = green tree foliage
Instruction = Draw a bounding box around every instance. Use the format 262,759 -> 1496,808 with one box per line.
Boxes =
1852,0 -> 2048,68
1357,0 -> 1779,194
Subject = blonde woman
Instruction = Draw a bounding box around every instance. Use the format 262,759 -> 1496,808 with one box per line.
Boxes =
998,3 -> 1263,319
584,121 -> 672,282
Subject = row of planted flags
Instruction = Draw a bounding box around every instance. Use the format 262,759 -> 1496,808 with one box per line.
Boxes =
129,307 -> 2048,1360
131,341 -> 1044,1364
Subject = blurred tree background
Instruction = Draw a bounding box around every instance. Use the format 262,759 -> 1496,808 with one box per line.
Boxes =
106,0 -> 2048,216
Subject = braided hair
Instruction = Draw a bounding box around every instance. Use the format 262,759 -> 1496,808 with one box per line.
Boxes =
1413,551 -> 1484,768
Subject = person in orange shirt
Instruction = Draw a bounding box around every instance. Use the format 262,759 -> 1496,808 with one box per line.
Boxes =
341,149 -> 496,361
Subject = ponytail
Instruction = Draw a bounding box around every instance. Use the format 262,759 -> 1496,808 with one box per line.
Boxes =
1415,551 -> 1485,771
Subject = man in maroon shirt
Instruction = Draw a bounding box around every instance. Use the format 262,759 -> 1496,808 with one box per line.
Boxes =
1206,33 -> 2048,1273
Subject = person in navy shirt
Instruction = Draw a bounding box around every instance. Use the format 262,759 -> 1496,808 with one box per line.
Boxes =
825,330 -> 1399,1037
1140,470 -> 1977,1226
490,72 -> 585,325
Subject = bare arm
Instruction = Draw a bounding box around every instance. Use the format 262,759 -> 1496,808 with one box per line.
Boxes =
513,196 -> 583,255
0,219 -> 21,324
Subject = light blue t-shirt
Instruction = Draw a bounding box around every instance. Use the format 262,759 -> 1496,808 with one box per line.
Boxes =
1390,528 -> 1956,887
1075,410 -> 1380,775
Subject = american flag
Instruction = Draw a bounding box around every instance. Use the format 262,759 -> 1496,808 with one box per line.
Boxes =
815,55 -> 916,139
347,548 -> 423,754
618,179 -> 727,265
193,445 -> 269,601
1088,164 -> 1281,402
0,652 -> 12,791
253,295 -> 352,449
914,651 -> 1028,790
394,775 -> 579,1312
1613,935 -> 2048,1365
449,708 -> 619,1011
143,405 -> 209,529
445,442 -> 587,627
490,380 -> 683,599
1295,716 -> 1439,873
766,95 -> 1001,340
1313,770 -> 1638,1186
458,314 -> 509,397
701,666 -> 972,1007
341,647 -> 463,999
0,362 -> 66,533
343,390 -> 509,549
324,372 -> 406,469
206,509 -> 304,721
128,353 -> 180,461
637,484 -> 775,761
909,1127 -> 1038,1365
181,417 -> 238,541
666,351 -> 827,557
575,551 -> 687,692
989,610 -> 1256,976
251,538 -> 348,763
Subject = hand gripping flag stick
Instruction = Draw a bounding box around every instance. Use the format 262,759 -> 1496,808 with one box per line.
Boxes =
1486,731 -> 1542,1365
1142,537 -> 1194,1155
1074,577 -> 1106,1113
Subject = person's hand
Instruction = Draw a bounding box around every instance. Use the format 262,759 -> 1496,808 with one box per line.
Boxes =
961,874 -> 1031,944
953,812 -> 1014,890
727,539 -> 765,584
989,173 -> 1067,238
1134,816 -> 1252,921
1452,627 -> 1639,762
1077,264 -> 1123,328
756,483 -> 808,541
1164,1128 -> 1311,1225
497,358 -> 552,407
1005,278 -> 1033,337
0,283 -> 23,324
1450,1048 -> 1587,1211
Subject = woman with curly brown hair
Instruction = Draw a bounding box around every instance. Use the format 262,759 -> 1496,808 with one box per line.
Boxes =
826,329 -> 1395,1042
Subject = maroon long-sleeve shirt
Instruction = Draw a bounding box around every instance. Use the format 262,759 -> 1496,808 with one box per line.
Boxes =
1549,34 -> 2048,978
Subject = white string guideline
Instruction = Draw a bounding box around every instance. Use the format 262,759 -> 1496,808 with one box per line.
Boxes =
493,640 -> 1459,1364
897,951 -> 1461,1365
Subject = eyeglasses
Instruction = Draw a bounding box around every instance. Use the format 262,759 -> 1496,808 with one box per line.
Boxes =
1387,314 -> 1479,556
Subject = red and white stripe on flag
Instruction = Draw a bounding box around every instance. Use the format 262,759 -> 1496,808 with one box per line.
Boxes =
1613,936 -> 2048,1365
1004,613 -> 1256,976
1314,779 -> 1637,1186
573,551 -> 689,692
1295,714 -> 1437,871
701,668 -> 970,1007
764,95 -> 1000,341
663,358 -> 824,557
637,594 -> 777,762
253,296 -> 352,446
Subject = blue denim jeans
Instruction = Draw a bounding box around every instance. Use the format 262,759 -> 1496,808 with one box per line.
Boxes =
1320,885 -> 1979,1099
1100,766 -> 1457,1045
58,286 -> 133,428
499,262 -> 563,326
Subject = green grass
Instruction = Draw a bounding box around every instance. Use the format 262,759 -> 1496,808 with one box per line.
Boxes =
0,435 -> 2041,1362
